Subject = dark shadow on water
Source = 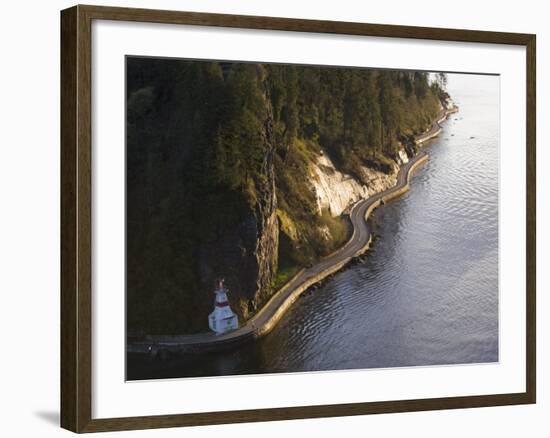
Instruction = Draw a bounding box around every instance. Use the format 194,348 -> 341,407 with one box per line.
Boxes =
34,410 -> 59,427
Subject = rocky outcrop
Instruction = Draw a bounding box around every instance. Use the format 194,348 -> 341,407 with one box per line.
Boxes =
310,151 -> 400,218
126,58 -> 451,336
197,203 -> 278,322
311,154 -> 367,216
397,148 -> 409,165
197,78 -> 279,322
247,106 -> 279,315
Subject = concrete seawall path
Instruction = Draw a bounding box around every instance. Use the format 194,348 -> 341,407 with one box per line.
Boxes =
128,106 -> 457,355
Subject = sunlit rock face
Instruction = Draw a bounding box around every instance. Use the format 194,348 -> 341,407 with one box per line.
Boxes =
310,152 -> 398,218
360,164 -> 399,198
397,148 -> 409,165
310,154 -> 367,217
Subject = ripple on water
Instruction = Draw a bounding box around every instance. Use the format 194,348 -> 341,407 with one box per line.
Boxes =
252,78 -> 500,373
127,75 -> 500,380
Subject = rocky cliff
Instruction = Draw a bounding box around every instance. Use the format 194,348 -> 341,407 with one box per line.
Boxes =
126,60 -> 281,334
311,152 -> 400,218
126,58 -> 447,335
197,94 -> 279,321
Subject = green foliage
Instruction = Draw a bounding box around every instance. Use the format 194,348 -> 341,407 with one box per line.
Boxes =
126,58 -> 445,334
266,67 -> 440,177
268,65 -> 441,269
126,58 -> 271,334
319,209 -> 352,253
272,264 -> 301,291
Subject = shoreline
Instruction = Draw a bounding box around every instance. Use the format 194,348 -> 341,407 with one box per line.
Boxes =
128,105 -> 458,356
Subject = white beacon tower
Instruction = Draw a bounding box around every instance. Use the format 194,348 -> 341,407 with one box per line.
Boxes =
208,279 -> 239,334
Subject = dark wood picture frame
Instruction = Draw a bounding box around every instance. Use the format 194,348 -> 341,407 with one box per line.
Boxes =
61,4 -> 536,433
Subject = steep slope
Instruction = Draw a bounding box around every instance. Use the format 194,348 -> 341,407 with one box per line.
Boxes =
126,59 -> 449,334
126,60 -> 279,334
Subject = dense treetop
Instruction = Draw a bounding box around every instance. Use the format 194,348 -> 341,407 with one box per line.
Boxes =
126,58 -> 446,334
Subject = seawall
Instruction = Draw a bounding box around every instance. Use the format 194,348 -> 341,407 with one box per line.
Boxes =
128,153 -> 427,355
128,106 -> 456,355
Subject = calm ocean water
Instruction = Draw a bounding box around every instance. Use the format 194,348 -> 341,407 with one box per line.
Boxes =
127,73 -> 499,379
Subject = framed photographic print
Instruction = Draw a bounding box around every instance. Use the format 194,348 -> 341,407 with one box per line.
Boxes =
60,4 -> 536,433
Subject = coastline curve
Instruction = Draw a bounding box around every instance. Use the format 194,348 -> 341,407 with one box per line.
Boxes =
128,107 -> 456,355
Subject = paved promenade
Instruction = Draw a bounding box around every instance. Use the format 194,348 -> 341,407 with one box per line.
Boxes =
128,107 -> 456,354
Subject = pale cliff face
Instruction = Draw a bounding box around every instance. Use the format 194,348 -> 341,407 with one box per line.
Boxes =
397,148 -> 409,165
310,151 -> 400,218
311,154 -> 367,217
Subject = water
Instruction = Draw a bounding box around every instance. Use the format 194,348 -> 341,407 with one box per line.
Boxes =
127,73 -> 499,380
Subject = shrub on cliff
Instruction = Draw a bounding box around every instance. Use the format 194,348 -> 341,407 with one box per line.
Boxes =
126,58 -> 446,334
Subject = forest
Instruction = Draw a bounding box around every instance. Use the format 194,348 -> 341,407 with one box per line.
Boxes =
126,58 -> 447,335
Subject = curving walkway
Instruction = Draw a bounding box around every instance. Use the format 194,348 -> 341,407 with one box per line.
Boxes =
128,107 -> 456,354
